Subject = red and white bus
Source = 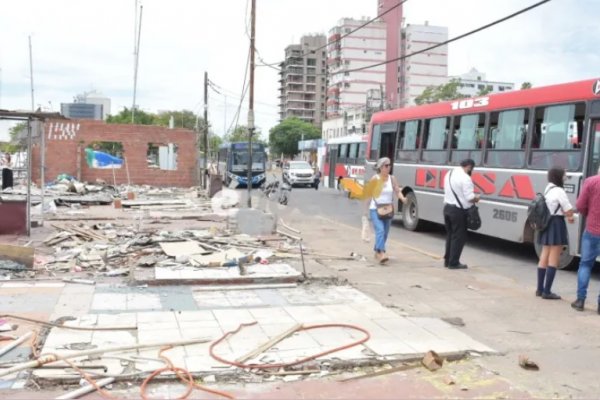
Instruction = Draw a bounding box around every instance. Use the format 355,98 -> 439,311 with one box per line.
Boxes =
367,78 -> 600,268
322,134 -> 368,188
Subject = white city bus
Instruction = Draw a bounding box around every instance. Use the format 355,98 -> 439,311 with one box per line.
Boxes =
367,78 -> 600,268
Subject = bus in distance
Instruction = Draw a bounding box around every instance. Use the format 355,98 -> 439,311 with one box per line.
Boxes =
367,77 -> 600,269
217,142 -> 267,187
323,134 -> 367,188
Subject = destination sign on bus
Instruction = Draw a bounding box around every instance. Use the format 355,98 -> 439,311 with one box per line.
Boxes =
231,143 -> 263,150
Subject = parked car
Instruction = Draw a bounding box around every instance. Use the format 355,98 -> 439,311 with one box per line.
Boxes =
282,161 -> 315,187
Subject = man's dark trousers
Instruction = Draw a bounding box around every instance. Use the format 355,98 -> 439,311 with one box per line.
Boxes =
443,204 -> 468,267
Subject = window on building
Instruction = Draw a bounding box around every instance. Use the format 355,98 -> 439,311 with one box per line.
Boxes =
85,141 -> 124,169
528,102 -> 585,171
147,143 -> 178,170
306,58 -> 316,66
485,108 -> 529,168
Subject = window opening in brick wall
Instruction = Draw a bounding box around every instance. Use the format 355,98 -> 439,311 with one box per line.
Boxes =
147,143 -> 178,170
85,141 -> 124,169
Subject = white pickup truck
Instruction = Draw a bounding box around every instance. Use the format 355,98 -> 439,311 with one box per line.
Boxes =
283,161 -> 315,188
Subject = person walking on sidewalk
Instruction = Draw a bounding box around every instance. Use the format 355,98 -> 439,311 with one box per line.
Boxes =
536,167 -> 575,300
571,166 -> 600,312
443,159 -> 479,269
367,157 -> 407,264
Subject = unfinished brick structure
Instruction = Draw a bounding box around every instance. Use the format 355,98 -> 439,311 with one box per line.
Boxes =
31,119 -> 199,187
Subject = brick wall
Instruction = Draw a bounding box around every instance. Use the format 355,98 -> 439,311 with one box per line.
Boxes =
31,119 -> 199,187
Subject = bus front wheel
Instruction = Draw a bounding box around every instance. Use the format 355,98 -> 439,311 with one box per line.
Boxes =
532,231 -> 577,270
402,192 -> 422,231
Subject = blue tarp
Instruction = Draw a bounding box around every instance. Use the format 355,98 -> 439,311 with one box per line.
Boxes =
85,148 -> 123,169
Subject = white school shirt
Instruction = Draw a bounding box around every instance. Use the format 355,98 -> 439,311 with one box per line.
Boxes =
369,175 -> 393,210
443,167 -> 475,209
543,183 -> 572,216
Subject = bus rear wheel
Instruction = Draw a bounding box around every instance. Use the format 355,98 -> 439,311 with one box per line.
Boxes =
402,192 -> 422,231
533,231 -> 577,270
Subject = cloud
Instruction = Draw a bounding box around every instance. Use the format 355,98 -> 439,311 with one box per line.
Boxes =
0,0 -> 598,143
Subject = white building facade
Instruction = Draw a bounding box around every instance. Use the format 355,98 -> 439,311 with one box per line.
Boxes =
399,23 -> 448,107
321,107 -> 368,141
453,68 -> 515,97
326,18 -> 387,118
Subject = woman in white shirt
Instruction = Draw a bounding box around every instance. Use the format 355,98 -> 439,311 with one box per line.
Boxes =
367,157 -> 407,264
536,167 -> 575,300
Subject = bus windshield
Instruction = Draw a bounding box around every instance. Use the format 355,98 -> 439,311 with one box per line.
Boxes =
232,151 -> 265,167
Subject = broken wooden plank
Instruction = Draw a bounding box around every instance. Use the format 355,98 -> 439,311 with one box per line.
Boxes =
235,323 -> 302,364
0,243 -> 34,268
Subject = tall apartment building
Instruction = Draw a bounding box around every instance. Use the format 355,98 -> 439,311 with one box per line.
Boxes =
378,0 -> 404,108
326,18 -> 387,118
278,35 -> 327,127
399,22 -> 448,107
453,68 -> 515,97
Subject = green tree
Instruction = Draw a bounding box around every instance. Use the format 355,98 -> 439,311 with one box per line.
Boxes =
225,125 -> 265,144
107,107 -> 157,125
269,117 -> 320,157
155,110 -> 197,130
415,78 -> 468,105
520,82 -> 532,90
477,85 -> 493,96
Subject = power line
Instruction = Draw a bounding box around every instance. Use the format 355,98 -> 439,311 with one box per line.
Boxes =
225,48 -> 250,135
208,80 -> 279,109
339,0 -> 552,75
257,0 -> 408,69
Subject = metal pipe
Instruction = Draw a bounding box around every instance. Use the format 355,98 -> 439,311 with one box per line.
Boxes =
55,377 -> 115,400
0,332 -> 33,358
0,336 -> 211,379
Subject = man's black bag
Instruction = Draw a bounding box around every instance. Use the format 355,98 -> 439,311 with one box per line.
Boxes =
527,187 -> 560,231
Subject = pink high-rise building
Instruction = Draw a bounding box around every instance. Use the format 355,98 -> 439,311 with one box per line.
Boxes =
378,0 -> 403,109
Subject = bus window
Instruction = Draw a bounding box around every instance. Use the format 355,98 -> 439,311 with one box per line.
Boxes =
396,120 -> 420,162
357,143 -> 367,163
485,108 -> 528,168
348,142 -> 358,164
369,124 -> 381,160
339,143 -> 348,163
592,123 -> 600,176
529,103 -> 585,171
421,117 -> 449,164
450,113 -> 485,165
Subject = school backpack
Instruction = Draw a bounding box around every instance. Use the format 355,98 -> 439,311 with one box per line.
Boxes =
526,187 -> 560,231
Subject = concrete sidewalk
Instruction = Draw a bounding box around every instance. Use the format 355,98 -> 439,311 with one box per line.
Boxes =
275,207 -> 600,398
1,282 -> 493,386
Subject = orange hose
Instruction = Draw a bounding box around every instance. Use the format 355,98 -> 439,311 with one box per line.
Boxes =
209,322 -> 371,370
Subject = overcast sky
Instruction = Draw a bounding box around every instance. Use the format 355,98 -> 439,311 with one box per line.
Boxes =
1,0 -> 598,141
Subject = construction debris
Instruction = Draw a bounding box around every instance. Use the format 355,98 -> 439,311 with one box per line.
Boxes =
422,350 -> 444,371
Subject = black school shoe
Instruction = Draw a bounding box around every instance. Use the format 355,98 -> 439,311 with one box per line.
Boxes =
541,292 -> 561,300
448,263 -> 468,269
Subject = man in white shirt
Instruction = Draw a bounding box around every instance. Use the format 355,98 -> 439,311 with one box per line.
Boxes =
443,159 -> 480,269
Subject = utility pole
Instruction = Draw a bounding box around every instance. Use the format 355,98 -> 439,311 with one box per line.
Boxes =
132,4 -> 143,124
203,71 -> 209,189
29,36 -> 34,111
247,0 -> 256,208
